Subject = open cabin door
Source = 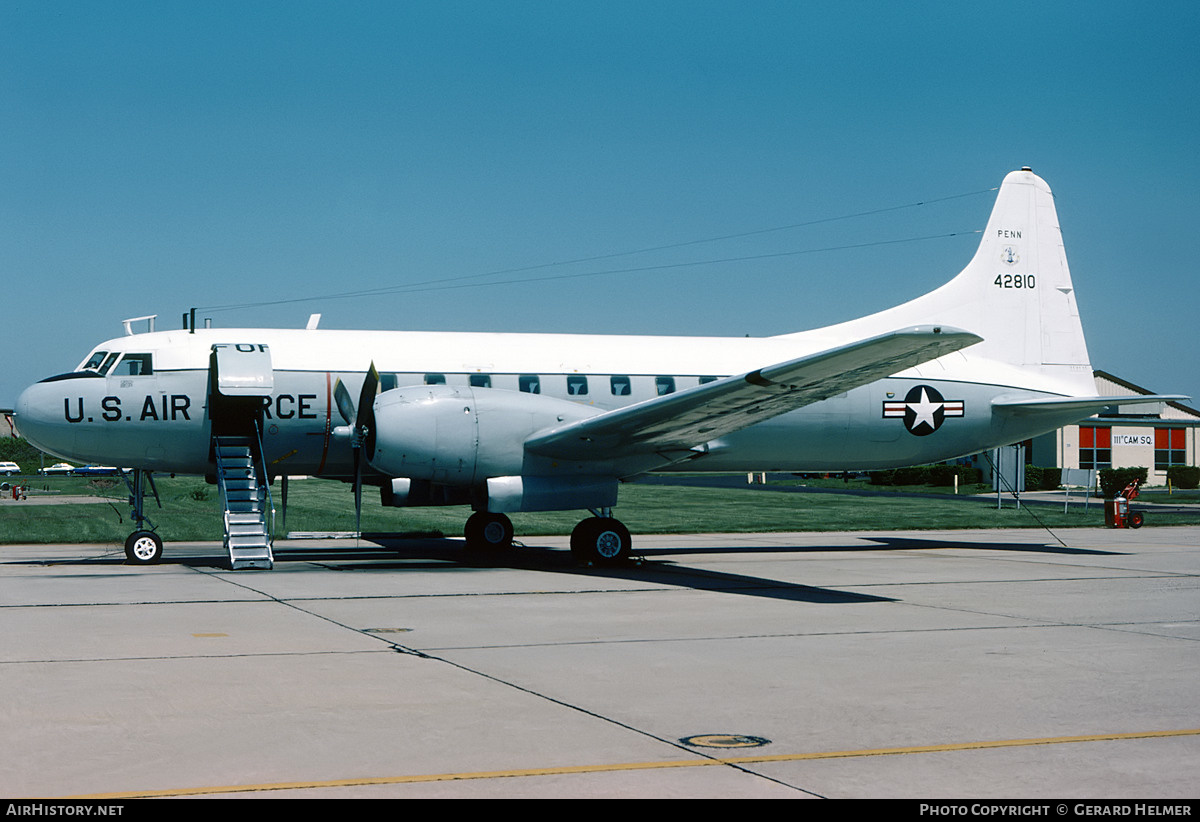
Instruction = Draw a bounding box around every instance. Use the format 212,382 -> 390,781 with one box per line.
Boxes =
207,343 -> 276,570
208,343 -> 274,437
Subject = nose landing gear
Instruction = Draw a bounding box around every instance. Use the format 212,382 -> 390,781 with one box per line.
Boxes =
124,530 -> 164,564
120,469 -> 164,564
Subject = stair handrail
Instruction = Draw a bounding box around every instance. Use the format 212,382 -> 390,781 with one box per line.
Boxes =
251,421 -> 275,548
213,438 -> 234,543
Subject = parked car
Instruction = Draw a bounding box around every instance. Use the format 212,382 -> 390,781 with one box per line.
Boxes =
0,461 -> 20,476
40,463 -> 76,475
73,465 -> 119,476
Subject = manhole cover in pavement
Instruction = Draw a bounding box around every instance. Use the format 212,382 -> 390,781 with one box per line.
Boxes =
680,734 -> 771,749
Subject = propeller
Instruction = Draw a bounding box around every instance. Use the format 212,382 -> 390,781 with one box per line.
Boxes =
333,363 -> 379,536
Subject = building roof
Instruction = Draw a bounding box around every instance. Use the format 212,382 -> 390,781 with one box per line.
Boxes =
1094,370 -> 1200,420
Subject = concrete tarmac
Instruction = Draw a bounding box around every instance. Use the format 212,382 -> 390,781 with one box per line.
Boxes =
1,527 -> 1197,799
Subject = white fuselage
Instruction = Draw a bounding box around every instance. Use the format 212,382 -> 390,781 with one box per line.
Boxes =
14,324 -> 1084,481
16,170 -> 1111,494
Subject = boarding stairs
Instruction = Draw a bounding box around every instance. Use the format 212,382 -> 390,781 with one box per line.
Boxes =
214,435 -> 274,570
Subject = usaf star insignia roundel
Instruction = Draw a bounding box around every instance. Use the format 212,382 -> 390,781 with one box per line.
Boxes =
882,385 -> 965,436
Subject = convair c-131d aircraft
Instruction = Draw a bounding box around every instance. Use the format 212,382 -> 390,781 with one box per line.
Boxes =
15,169 -> 1185,569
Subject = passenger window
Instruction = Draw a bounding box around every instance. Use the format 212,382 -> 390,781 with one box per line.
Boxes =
519,375 -> 540,394
699,376 -> 719,385
380,374 -> 398,392
424,373 -> 446,385
610,376 -> 631,396
112,353 -> 153,376
566,375 -> 588,396
469,374 -> 492,388
655,376 -> 676,396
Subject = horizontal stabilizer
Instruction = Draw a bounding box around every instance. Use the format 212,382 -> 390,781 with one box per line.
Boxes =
993,394 -> 1189,419
527,325 -> 981,461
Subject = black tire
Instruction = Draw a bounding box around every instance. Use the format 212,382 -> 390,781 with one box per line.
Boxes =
1129,512 -> 1144,529
124,530 -> 163,564
464,512 -> 514,551
570,517 -> 632,564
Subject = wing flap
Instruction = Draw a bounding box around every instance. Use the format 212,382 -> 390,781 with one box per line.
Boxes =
526,325 -> 981,460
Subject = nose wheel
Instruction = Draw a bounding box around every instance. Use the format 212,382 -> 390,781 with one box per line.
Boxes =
124,530 -> 164,564
120,468 -> 164,564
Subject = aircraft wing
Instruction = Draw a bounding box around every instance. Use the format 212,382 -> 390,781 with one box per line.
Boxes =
525,325 -> 981,461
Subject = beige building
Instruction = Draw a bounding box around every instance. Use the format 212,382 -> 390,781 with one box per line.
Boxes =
1028,371 -> 1199,486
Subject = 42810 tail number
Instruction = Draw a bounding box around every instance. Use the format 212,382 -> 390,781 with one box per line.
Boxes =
995,274 -> 1036,289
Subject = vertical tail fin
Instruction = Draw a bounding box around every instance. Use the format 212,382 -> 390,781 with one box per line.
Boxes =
794,168 -> 1095,396
956,168 -> 1091,373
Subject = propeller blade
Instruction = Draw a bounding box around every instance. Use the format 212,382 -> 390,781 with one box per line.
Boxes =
333,379 -> 355,426
356,362 -> 380,459
356,363 -> 379,426
348,363 -> 378,539
354,447 -> 363,537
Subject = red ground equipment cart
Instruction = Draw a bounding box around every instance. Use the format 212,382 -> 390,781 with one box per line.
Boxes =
1105,477 -> 1144,528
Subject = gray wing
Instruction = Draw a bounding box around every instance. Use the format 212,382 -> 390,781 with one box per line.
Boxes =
526,325 -> 981,461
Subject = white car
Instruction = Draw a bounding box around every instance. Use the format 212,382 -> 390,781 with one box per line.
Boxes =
40,463 -> 75,475
0,461 -> 20,476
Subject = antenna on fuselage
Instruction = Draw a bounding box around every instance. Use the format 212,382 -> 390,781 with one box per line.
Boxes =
183,309 -> 212,333
122,315 -> 157,336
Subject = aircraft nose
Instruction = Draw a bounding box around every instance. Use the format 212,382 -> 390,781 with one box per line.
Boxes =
15,380 -> 65,455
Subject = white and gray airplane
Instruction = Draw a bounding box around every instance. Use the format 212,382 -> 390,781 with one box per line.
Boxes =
14,169 -> 1182,569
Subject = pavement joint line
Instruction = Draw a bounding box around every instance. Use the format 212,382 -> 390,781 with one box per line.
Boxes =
63,728 -> 1200,799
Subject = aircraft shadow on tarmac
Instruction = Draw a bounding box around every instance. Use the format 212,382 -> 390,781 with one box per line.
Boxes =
636,536 -> 1125,557
12,536 -> 892,604
857,536 -> 1124,556
292,537 -> 895,604
16,532 -> 1124,602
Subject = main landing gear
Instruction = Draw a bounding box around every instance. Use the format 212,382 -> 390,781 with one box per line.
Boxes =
120,469 -> 163,564
462,508 -> 634,565
570,514 -> 632,564
464,511 -> 515,551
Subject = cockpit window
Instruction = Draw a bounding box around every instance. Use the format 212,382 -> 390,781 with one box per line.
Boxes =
82,351 -> 109,371
97,353 -> 120,376
110,353 -> 154,376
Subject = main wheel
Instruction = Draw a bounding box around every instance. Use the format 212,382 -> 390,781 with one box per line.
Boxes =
464,512 -> 514,551
124,530 -> 163,564
570,517 -> 632,565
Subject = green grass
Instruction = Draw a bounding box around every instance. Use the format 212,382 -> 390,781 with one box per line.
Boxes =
3,474 -> 1198,545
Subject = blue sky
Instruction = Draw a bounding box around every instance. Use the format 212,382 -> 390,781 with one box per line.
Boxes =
3,1 -> 1198,409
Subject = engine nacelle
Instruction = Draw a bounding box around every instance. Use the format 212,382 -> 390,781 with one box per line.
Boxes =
369,384 -> 601,483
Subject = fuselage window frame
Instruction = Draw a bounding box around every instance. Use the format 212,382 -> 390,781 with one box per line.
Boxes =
110,353 -> 153,377
97,352 -> 120,376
